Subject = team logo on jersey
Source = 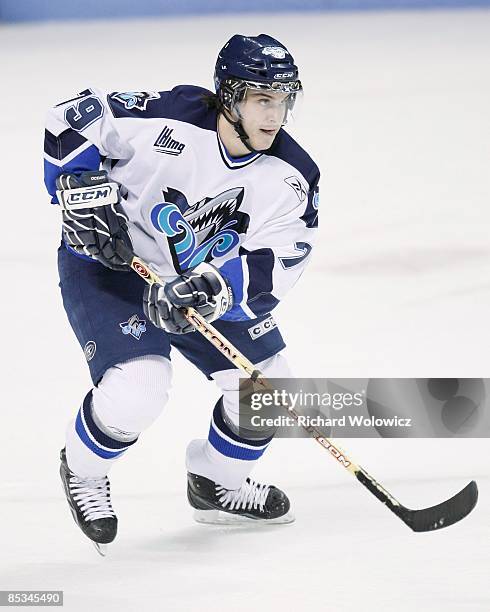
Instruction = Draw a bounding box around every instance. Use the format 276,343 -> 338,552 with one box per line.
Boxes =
262,46 -> 287,59
111,91 -> 160,111
119,315 -> 147,340
285,176 -> 307,202
153,126 -> 186,156
150,186 -> 249,272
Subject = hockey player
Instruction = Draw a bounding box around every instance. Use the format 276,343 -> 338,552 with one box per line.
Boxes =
44,33 -> 319,553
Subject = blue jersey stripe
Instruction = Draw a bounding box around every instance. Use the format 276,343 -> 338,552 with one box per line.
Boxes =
107,85 -> 217,132
219,251 -> 279,320
236,247 -> 278,317
219,257 -> 252,321
248,293 -> 280,317
44,145 -> 101,201
44,128 -> 88,161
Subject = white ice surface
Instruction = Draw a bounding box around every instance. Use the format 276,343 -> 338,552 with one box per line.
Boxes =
0,8 -> 489,611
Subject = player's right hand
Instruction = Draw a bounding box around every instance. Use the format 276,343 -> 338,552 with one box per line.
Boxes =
143,263 -> 233,334
56,170 -> 133,271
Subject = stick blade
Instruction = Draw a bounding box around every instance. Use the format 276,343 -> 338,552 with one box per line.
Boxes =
93,542 -> 108,556
397,480 -> 478,532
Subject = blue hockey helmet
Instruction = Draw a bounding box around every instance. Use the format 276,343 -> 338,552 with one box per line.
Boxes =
215,34 -> 300,89
214,34 -> 302,115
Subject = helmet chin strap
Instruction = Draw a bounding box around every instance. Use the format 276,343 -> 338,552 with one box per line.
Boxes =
221,109 -> 262,154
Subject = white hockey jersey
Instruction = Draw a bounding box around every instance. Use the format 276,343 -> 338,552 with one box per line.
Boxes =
44,86 -> 320,321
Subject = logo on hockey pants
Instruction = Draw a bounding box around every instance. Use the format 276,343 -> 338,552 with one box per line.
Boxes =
248,316 -> 277,340
84,341 -> 97,362
119,315 -> 147,340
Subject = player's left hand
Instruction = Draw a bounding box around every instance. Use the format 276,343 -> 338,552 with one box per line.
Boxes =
56,170 -> 132,271
143,263 -> 234,334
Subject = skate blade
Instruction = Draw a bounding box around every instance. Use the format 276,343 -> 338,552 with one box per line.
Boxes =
93,542 -> 108,556
193,509 -> 295,526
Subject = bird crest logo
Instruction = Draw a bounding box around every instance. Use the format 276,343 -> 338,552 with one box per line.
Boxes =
111,91 -> 160,111
119,315 -> 147,340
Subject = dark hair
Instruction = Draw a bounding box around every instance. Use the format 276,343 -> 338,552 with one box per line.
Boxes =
202,92 -> 221,111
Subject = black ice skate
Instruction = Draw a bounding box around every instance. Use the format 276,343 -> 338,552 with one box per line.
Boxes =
187,473 -> 295,525
59,448 -> 117,556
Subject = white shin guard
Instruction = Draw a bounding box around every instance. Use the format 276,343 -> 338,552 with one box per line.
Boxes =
66,355 -> 172,478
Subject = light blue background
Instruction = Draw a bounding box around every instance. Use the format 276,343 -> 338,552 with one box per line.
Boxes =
1,0 -> 490,22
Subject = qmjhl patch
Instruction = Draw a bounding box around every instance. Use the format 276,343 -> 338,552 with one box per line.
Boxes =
153,126 -> 186,156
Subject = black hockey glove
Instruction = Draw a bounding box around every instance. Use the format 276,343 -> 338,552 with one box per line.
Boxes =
143,263 -> 234,334
56,170 -> 132,271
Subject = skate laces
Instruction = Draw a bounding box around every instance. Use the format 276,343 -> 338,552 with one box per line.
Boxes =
69,475 -> 116,521
216,478 -> 270,512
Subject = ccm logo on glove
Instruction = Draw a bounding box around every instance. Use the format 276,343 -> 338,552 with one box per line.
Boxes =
57,182 -> 119,210
56,170 -> 133,271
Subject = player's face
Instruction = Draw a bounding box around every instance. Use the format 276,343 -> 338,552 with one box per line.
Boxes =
237,90 -> 289,150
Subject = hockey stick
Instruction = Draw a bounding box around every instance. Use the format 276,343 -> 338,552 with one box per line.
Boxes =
117,243 -> 478,532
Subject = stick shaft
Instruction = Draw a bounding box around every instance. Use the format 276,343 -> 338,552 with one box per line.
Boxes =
124,253 -> 371,475
113,242 -> 477,530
